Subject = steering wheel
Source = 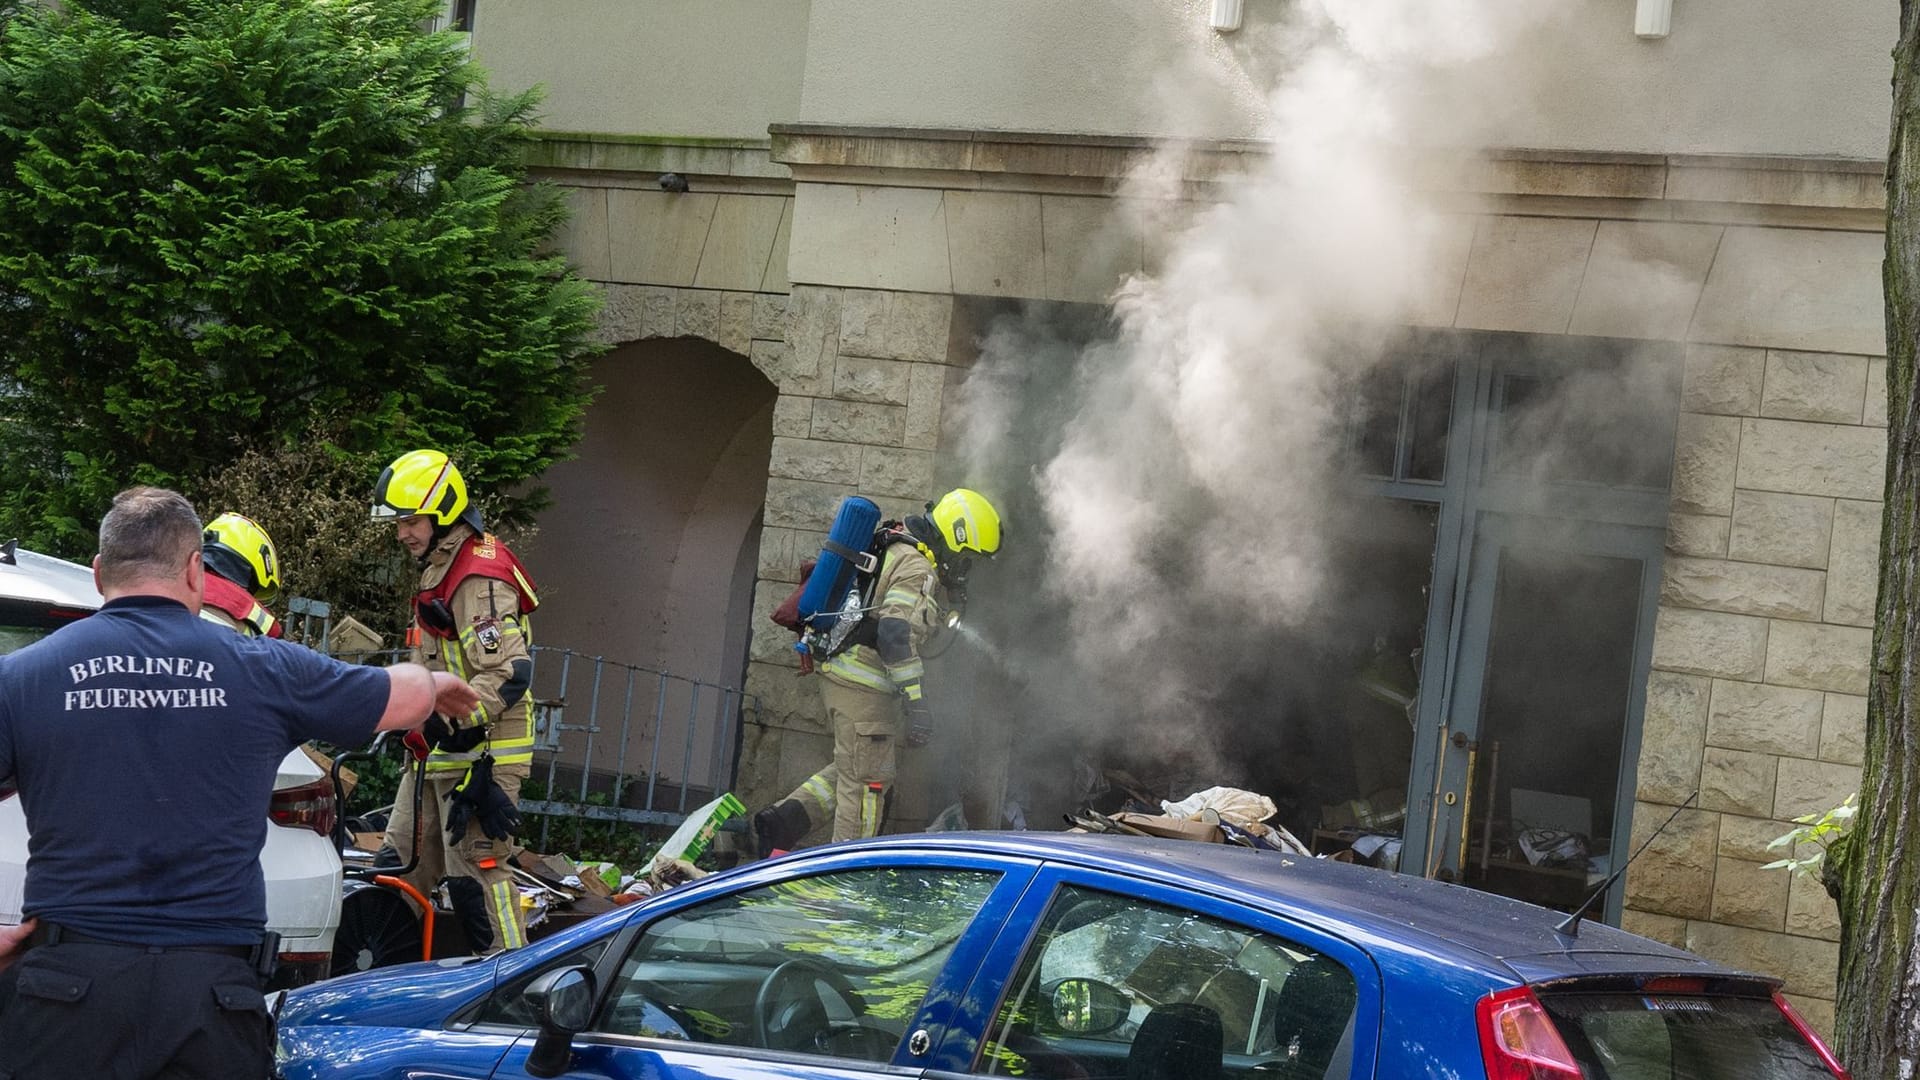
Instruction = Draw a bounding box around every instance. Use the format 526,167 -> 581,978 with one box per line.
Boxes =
752,958 -> 862,1050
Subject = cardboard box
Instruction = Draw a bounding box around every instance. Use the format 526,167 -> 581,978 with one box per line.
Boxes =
514,850 -> 583,890
1111,812 -> 1223,844
300,744 -> 356,802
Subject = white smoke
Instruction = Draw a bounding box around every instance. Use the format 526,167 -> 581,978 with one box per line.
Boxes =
950,0 -> 1571,772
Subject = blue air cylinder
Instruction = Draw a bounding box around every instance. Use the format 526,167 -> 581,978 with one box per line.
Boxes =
796,496 -> 882,633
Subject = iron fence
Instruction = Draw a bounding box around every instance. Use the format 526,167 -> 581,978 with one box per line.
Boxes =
519,646 -> 756,850
326,642 -> 755,848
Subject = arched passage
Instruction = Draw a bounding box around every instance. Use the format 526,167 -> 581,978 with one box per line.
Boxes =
523,337 -> 776,806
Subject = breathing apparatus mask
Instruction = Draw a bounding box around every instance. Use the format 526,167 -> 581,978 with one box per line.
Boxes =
940,556 -> 974,628
903,513 -> 978,628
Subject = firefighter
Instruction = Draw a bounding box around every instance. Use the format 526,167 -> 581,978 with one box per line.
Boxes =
0,486 -> 468,1080
200,511 -> 283,639
754,488 -> 1003,852
370,449 -> 538,956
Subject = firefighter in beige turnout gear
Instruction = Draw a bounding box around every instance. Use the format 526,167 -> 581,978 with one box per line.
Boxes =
372,450 -> 538,956
754,489 -> 1003,851
199,512 -> 283,639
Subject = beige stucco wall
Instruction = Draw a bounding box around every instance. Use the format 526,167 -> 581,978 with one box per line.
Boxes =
466,0 -> 1893,157
794,0 -> 1893,158
467,0 -> 808,139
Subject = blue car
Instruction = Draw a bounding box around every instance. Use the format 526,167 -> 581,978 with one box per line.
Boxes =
274,832 -> 1848,1079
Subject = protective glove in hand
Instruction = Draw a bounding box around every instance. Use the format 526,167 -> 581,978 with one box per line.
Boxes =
445,754 -> 522,842
439,719 -> 489,754
406,714 -> 489,760
404,713 -> 456,761
904,700 -> 934,749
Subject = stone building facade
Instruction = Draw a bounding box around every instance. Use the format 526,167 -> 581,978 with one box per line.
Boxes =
469,0 -> 1896,1028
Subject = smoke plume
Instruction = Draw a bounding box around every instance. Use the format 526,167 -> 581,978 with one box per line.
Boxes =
944,0 -> 1599,821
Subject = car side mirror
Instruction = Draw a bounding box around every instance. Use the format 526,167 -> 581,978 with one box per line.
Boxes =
1039,977 -> 1131,1036
523,965 -> 597,1078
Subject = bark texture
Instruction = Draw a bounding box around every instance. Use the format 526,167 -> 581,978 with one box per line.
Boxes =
1846,4 -> 1920,1073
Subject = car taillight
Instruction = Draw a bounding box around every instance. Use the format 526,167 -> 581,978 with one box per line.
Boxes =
1774,991 -> 1851,1078
1476,986 -> 1581,1080
268,778 -> 337,838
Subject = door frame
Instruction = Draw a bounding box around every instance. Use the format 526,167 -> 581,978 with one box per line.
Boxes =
1364,331 -> 1677,924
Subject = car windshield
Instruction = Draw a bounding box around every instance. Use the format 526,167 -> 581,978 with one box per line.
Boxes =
1540,991 -> 1836,1079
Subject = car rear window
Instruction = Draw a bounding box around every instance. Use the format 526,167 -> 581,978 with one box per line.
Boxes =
0,599 -> 90,654
0,617 -> 58,655
1539,991 -> 1835,1079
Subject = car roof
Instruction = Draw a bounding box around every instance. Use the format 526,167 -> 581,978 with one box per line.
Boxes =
820,831 -> 1753,986
0,546 -> 102,611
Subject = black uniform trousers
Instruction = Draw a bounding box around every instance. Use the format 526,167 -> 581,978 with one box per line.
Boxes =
0,937 -> 273,1080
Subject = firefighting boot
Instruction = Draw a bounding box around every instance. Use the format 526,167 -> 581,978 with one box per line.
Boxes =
752,798 -> 811,859
446,876 -> 493,956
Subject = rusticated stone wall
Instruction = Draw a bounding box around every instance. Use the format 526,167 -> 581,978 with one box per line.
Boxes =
732,285 -> 961,813
1623,343 -> 1883,1033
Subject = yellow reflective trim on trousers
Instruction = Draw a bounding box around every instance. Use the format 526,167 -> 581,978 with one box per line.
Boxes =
821,653 -> 896,693
800,772 -> 833,815
489,878 -> 524,950
860,785 -> 883,838
886,658 -> 924,683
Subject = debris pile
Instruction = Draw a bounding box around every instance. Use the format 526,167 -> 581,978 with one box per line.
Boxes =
341,791 -> 750,939
1060,774 -> 1313,857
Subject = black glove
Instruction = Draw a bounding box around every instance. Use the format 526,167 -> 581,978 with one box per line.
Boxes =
445,755 -> 522,842
440,719 -> 489,754
904,700 -> 934,749
403,713 -> 454,760
405,714 -> 488,760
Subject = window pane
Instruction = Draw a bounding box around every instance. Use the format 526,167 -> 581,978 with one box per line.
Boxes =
1541,992 -> 1837,1079
978,886 -> 1356,1080
1348,366 -> 1401,479
475,940 -> 610,1027
1404,360 -> 1454,483
0,625 -> 51,654
1492,366 -> 1674,490
599,867 -> 999,1062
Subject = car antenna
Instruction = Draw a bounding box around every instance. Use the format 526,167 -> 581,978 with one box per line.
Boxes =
0,539 -> 15,566
1554,789 -> 1698,939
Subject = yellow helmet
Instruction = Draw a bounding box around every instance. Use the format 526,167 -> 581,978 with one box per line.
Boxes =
928,489 -> 1002,557
370,449 -> 484,533
202,512 -> 281,605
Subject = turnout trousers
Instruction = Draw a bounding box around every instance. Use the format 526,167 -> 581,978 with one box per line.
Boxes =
782,677 -> 900,842
385,763 -> 529,955
0,940 -> 271,1080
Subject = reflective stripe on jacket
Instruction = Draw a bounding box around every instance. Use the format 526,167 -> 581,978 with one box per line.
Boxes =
200,573 -> 279,638
820,540 -> 938,698
414,526 -> 537,771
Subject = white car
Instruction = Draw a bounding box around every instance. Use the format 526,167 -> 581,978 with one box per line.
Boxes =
0,541 -> 344,989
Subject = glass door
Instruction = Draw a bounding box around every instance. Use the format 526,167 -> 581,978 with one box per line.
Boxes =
1420,512 -> 1663,916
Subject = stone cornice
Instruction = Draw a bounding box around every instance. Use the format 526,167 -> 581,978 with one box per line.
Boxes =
763,122 -> 1888,227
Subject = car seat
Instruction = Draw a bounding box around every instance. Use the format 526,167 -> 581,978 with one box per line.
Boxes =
1125,1002 -> 1223,1080
1265,958 -> 1359,1080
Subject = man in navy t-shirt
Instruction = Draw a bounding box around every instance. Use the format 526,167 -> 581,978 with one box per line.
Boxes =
0,487 -> 478,1080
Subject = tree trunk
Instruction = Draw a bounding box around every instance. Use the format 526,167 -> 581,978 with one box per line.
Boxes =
1844,4 -> 1920,1074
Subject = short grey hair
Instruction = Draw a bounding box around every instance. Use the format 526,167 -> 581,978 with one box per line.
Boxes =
96,486 -> 203,591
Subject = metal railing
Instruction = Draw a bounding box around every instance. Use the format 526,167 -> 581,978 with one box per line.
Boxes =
327,643 -> 755,847
520,647 -> 756,850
